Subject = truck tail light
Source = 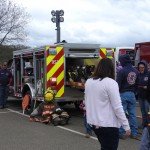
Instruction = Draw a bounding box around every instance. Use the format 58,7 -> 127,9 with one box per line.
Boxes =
50,77 -> 57,90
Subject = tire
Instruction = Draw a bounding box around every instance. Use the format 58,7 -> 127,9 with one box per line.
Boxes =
22,91 -> 34,115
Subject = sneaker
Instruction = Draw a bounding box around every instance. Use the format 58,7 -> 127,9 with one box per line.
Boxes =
84,134 -> 91,138
119,135 -> 126,140
130,135 -> 138,139
3,105 -> 8,108
0,106 -> 4,109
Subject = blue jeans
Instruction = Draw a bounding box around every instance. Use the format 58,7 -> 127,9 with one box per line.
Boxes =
138,98 -> 149,127
0,85 -> 9,106
84,116 -> 92,135
119,91 -> 138,136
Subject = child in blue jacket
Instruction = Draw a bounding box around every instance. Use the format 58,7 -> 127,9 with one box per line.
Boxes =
79,100 -> 92,138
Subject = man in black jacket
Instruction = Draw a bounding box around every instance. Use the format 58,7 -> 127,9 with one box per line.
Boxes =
0,62 -> 12,109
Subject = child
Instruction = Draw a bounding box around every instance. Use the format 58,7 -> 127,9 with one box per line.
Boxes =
79,100 -> 92,138
30,88 -> 70,125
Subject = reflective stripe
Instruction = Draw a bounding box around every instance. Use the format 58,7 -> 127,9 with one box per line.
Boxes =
42,110 -> 53,115
100,48 -> 107,59
43,105 -> 54,109
100,48 -> 115,59
46,46 -> 64,97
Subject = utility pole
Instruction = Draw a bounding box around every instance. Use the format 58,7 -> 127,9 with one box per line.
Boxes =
51,10 -> 64,43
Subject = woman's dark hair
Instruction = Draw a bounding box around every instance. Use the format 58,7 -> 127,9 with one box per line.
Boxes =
91,58 -> 115,80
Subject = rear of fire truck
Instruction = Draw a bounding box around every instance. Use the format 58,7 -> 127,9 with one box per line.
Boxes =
12,43 -> 115,113
135,42 -> 150,66
114,47 -> 135,66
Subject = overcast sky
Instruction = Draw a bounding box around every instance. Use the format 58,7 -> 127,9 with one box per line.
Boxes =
14,0 -> 150,48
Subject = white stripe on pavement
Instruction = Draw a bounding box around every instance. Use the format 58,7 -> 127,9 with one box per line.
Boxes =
57,126 -> 98,140
0,111 -> 10,114
7,108 -> 29,117
7,108 -> 98,140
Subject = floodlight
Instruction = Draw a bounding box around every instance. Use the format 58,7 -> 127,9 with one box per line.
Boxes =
51,10 -> 64,43
51,10 -> 56,16
51,17 -> 56,23
59,10 -> 64,16
59,17 -> 64,22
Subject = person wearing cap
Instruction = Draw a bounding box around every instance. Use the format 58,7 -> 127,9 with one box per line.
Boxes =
0,62 -> 12,109
137,61 -> 149,129
117,54 -> 138,139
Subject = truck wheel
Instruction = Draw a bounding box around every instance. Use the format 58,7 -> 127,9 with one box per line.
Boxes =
22,91 -> 34,115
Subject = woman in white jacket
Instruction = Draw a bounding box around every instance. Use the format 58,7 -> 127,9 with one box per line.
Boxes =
85,58 -> 131,150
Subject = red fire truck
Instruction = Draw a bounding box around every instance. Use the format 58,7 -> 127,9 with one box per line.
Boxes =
8,43 -> 115,113
135,42 -> 150,66
114,47 -> 135,66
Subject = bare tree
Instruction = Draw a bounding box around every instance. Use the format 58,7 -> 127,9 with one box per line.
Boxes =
0,0 -> 30,45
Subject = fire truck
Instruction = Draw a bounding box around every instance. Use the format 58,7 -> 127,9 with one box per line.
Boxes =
9,43 -> 115,113
114,47 -> 135,66
135,42 -> 150,66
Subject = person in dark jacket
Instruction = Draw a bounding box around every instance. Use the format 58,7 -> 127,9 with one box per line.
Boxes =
117,54 -> 138,139
140,126 -> 150,150
116,61 -> 122,74
0,62 -> 12,109
140,111 -> 150,150
137,61 -> 149,128
147,73 -> 150,104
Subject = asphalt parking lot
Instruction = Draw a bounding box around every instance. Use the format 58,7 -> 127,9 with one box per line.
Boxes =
0,99 -> 143,150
